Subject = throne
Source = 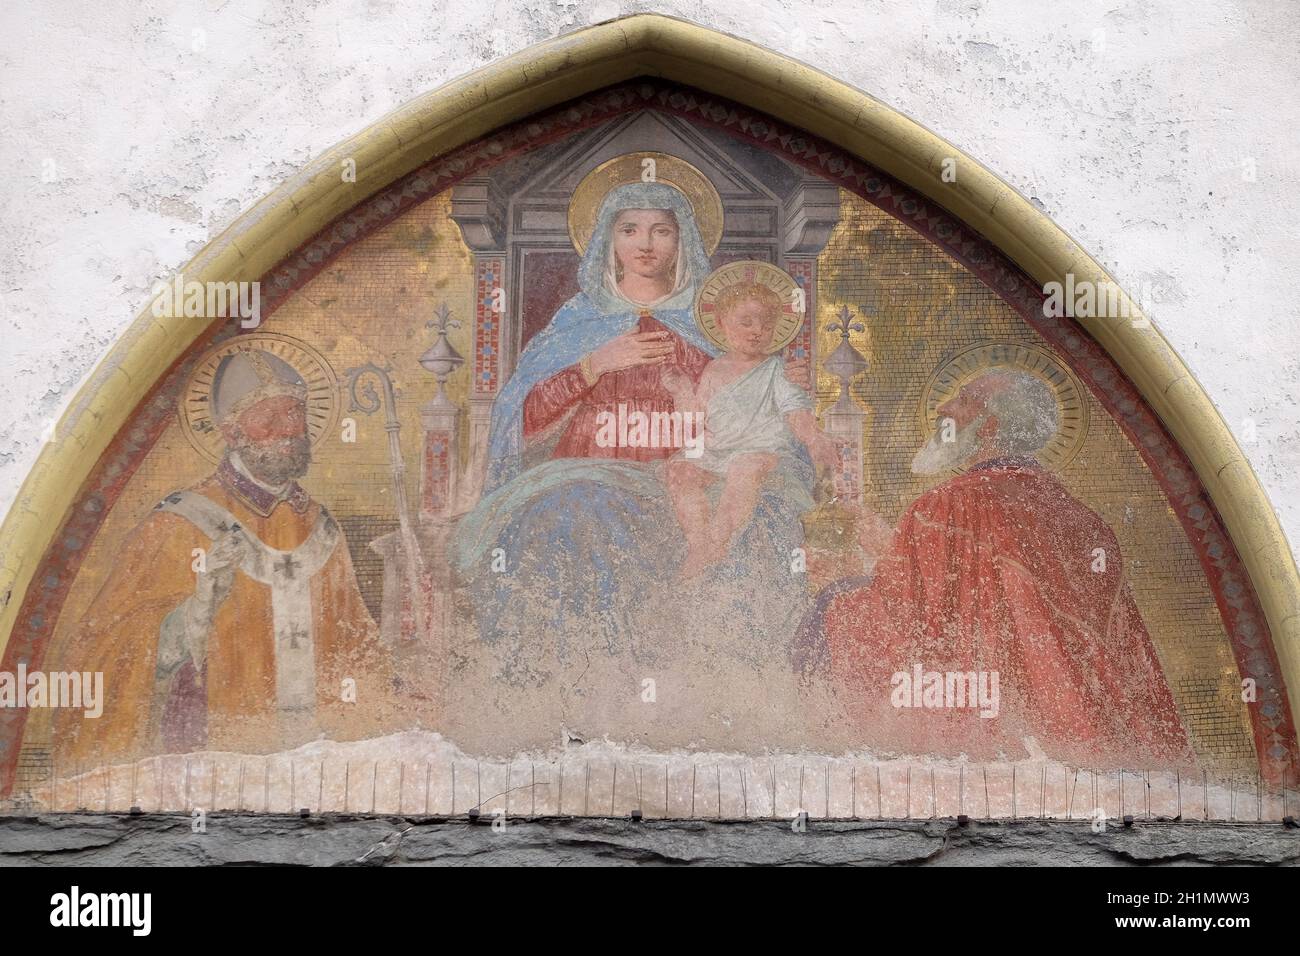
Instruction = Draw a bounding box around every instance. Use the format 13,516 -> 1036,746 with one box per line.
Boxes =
372,112 -> 867,643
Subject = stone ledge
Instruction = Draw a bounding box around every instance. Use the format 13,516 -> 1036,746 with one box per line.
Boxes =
1,814 -> 1297,866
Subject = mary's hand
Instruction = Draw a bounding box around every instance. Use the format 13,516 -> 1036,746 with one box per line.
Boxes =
588,330 -> 675,378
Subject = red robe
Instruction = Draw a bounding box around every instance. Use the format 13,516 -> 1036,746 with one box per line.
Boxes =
523,312 -> 710,459
825,459 -> 1195,768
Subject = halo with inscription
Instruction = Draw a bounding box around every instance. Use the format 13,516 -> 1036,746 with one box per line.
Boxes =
693,260 -> 805,354
179,333 -> 339,463
920,341 -> 1090,472
568,152 -> 724,256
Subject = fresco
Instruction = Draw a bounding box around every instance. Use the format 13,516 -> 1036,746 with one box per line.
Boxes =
2,82 -> 1293,818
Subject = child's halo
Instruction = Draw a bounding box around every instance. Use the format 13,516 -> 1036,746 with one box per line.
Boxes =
694,261 -> 805,354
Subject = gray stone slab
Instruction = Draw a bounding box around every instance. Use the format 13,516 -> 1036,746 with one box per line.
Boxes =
2,814 -> 1298,866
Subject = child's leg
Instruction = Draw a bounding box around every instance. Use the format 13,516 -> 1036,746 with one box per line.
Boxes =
707,452 -> 779,558
665,459 -> 716,545
666,459 -> 722,578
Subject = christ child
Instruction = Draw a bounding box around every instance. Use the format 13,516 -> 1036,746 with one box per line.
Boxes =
661,281 -> 842,577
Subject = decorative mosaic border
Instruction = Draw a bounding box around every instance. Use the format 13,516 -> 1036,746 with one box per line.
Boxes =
783,259 -> 815,387
473,258 -> 505,395
3,79 -> 1292,790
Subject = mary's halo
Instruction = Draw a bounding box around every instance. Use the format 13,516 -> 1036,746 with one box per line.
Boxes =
567,151 -> 724,256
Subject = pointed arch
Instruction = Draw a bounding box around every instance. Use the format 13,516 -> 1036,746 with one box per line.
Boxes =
0,14 -> 1295,783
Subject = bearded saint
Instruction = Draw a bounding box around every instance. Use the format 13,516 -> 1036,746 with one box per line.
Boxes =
820,367 -> 1196,769
55,349 -> 397,766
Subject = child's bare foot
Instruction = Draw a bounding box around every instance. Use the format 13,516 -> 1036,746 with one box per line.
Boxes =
676,537 -> 710,580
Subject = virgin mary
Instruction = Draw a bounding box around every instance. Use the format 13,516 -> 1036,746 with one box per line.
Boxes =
454,179 -> 814,683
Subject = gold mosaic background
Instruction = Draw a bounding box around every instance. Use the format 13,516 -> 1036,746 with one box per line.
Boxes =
30,187 -> 1256,771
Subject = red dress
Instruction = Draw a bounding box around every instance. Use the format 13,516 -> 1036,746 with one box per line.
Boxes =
523,312 -> 710,460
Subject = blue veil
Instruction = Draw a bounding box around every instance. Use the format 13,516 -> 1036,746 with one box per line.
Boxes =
456,182 -> 813,673
482,181 -> 719,492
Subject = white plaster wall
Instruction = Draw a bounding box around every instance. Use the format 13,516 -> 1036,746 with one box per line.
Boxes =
1,0 -> 1297,562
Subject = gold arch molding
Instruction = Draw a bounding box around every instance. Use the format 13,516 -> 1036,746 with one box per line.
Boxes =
1,14 -> 1296,729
